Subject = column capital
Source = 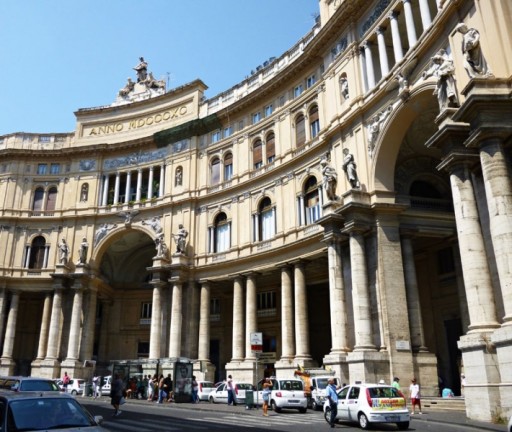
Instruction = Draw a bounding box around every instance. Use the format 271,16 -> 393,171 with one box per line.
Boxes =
375,26 -> 386,35
388,10 -> 400,20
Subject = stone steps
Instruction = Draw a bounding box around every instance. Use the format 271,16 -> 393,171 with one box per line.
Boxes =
421,397 -> 466,412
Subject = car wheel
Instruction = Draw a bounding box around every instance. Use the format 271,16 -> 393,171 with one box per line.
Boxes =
312,400 -> 319,411
271,400 -> 281,413
209,396 -> 215,403
71,390 -> 77,396
397,421 -> 410,430
299,407 -> 307,413
324,406 -> 332,424
359,413 -> 370,430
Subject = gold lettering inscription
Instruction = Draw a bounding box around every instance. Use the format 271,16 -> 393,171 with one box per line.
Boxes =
88,105 -> 189,136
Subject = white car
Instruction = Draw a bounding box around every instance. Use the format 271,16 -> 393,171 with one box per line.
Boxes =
323,383 -> 410,430
56,378 -> 86,395
208,382 -> 253,404
197,381 -> 215,401
256,378 -> 307,413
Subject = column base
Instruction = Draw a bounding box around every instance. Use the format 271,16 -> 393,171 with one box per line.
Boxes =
60,359 -> 84,380
0,358 -> 17,376
492,326 -> 512,420
225,360 -> 260,384
458,332 -> 502,422
323,352 -> 349,384
412,351 -> 438,397
347,351 -> 389,384
193,360 -> 216,382
37,358 -> 62,379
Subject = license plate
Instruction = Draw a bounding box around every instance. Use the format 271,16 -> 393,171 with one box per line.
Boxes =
289,399 -> 299,403
385,415 -> 399,421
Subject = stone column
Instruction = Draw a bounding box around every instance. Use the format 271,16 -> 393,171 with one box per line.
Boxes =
402,0 -> 418,47
35,292 -> 52,360
147,166 -> 154,200
149,283 -> 163,359
449,163 -> 500,331
65,286 -> 84,361
280,266 -> 295,360
0,289 -> 8,354
46,287 -> 64,359
478,138 -> 512,324
113,172 -> 120,204
327,238 -> 349,353
362,41 -> 376,89
1,291 -> 19,360
389,11 -> 404,62
401,235 -> 427,351
350,231 -> 376,351
79,286 -> 97,361
101,175 -> 109,206
232,276 -> 245,361
418,0 -> 432,31
135,169 -> 142,202
198,282 -> 210,361
159,164 -> 165,197
376,27 -> 390,76
294,261 -> 312,362
124,171 -> 132,203
169,281 -> 183,358
245,274 -> 257,361
359,47 -> 369,92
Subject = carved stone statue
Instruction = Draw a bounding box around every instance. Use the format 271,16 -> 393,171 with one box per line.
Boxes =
423,49 -> 459,111
340,76 -> 349,100
342,148 -> 360,189
118,78 -> 135,97
145,72 -> 166,91
173,224 -> 188,254
455,23 -> 493,78
320,156 -> 338,201
142,217 -> 163,234
58,238 -> 69,264
154,233 -> 168,259
94,223 -> 117,246
77,238 -> 89,264
133,57 -> 148,83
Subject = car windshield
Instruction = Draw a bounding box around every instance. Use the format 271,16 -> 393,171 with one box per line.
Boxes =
8,398 -> 94,430
19,380 -> 60,391
236,384 -> 253,390
278,380 -> 303,391
201,382 -> 214,388
316,378 -> 330,389
369,387 -> 402,398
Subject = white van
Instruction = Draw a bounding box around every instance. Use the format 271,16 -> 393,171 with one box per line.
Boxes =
309,376 -> 340,410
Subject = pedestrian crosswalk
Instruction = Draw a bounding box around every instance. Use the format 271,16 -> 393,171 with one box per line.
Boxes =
100,411 -> 326,431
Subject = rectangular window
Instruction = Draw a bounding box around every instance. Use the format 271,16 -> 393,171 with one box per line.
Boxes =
137,342 -> 149,358
141,302 -> 152,319
37,164 -> 47,175
257,291 -> 276,310
311,120 -> 320,138
38,136 -> 51,143
50,163 -> 60,175
210,298 -> 221,315
211,131 -> 221,143
223,126 -> 233,138
238,120 -> 244,131
252,112 -> 262,124
264,104 -> 273,117
306,75 -> 316,88
294,84 -> 303,98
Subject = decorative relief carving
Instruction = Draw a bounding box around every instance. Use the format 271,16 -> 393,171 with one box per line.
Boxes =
103,148 -> 169,170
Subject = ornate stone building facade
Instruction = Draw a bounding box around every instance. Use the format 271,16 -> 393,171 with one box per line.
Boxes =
0,0 -> 511,422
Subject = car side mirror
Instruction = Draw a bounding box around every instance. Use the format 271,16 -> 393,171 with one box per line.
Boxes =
94,416 -> 104,425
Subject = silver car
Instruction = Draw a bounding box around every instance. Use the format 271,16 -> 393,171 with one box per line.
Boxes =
0,390 -> 106,431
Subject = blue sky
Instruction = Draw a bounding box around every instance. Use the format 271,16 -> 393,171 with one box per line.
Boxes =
0,0 -> 319,135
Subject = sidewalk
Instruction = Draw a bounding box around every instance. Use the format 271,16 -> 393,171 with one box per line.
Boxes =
87,395 -> 506,431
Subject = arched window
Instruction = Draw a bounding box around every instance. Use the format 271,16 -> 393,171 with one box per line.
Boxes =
28,236 -> 47,269
224,153 -> 233,181
46,187 -> 57,213
253,140 -> 263,169
295,114 -> 306,147
257,197 -> 275,241
210,157 -> 221,185
304,176 -> 321,224
266,133 -> 275,164
309,106 -> 320,138
211,212 -> 230,253
32,187 -> 44,212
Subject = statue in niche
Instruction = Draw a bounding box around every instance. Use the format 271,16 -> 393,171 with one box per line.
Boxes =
154,233 -> 168,259
342,148 -> 360,189
455,23 -> 493,79
80,183 -> 89,202
58,238 -> 69,264
172,224 -> 188,254
175,167 -> 183,186
423,49 -> 459,111
320,154 -> 338,201
142,216 -> 163,234
133,57 -> 148,83
77,237 -> 89,264
340,76 -> 349,100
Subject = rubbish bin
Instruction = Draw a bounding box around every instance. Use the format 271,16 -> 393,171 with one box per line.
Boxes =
83,383 -> 93,397
245,389 -> 254,409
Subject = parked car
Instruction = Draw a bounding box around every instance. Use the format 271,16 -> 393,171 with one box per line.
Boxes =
208,382 -> 254,404
0,389 -> 106,431
197,380 -> 216,401
323,383 -> 410,430
0,376 -> 60,392
55,378 -> 86,395
256,378 -> 308,413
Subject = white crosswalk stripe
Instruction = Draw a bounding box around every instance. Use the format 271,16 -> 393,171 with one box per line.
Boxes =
102,417 -> 212,431
189,413 -> 326,428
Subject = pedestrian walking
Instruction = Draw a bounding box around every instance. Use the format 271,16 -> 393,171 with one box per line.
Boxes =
226,375 -> 237,406
191,376 -> 199,403
157,374 -> 166,403
62,371 -> 70,392
92,375 -> 99,399
262,378 -> 272,416
326,378 -> 338,428
409,377 -> 422,414
110,373 -> 125,417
